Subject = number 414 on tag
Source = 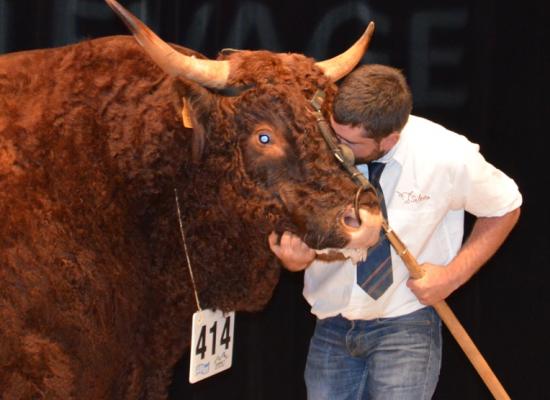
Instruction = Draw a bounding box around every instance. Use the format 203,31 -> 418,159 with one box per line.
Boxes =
189,309 -> 235,383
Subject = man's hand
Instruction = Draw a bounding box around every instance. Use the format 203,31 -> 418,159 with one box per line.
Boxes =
268,231 -> 316,271
407,208 -> 521,305
406,263 -> 460,305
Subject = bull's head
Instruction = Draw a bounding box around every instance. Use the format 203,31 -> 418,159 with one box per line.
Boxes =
105,0 -> 381,270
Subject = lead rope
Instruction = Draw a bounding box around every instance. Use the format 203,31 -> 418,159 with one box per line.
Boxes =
174,188 -> 202,311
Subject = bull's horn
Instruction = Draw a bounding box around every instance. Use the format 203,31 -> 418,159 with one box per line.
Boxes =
316,22 -> 375,82
105,0 -> 230,89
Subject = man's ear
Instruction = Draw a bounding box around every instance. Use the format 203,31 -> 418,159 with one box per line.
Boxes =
380,131 -> 400,152
173,79 -> 216,163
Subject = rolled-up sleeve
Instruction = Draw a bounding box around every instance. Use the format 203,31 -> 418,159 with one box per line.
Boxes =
451,141 -> 522,217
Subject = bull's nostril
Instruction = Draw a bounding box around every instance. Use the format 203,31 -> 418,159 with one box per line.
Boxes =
341,206 -> 361,230
343,215 -> 360,228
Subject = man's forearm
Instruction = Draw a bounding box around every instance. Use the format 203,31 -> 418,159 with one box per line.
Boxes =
447,207 -> 521,287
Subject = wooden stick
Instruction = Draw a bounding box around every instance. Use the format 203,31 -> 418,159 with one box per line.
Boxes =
382,222 -> 511,400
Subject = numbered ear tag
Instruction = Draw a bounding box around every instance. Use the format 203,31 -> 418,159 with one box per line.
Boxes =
189,309 -> 235,383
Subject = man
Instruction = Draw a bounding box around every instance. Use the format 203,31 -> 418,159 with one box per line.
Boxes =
269,64 -> 522,399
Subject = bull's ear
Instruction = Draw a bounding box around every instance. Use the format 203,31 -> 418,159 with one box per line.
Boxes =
181,99 -> 194,129
173,79 -> 216,163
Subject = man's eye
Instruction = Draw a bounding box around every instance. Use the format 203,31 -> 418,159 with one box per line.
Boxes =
258,133 -> 271,144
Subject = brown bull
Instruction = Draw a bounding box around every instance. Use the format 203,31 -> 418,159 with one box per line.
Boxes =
0,0 -> 380,398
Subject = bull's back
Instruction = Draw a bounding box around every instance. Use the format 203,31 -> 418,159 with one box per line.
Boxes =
0,36 -> 172,181
0,35 -> 162,264
0,35 -> 190,226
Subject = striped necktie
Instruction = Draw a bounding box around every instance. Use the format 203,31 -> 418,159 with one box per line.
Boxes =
356,162 -> 393,299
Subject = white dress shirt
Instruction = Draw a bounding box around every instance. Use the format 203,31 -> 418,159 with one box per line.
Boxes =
304,115 -> 523,320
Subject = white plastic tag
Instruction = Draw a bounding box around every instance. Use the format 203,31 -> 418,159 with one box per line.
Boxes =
189,309 -> 235,383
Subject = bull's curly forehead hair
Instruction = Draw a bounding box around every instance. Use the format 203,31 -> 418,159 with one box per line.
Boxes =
333,64 -> 412,139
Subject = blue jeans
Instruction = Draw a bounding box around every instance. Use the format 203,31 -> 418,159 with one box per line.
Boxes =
305,307 -> 442,400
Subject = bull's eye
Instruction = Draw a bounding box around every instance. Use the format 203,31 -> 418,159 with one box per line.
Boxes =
258,133 -> 271,144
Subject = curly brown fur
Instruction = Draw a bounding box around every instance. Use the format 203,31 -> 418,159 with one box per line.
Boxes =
0,35 -> 378,399
0,36 -> 197,399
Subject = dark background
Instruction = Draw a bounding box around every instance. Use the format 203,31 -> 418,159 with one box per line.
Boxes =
1,0 -> 547,399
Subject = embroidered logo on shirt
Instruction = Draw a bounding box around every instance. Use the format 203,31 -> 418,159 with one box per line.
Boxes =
396,190 -> 431,204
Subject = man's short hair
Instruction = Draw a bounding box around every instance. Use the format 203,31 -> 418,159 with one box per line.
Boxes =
333,64 -> 413,139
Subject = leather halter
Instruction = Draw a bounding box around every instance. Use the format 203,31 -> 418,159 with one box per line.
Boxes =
309,90 -> 379,222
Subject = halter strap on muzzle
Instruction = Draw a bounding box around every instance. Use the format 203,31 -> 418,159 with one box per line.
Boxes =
309,90 -> 378,222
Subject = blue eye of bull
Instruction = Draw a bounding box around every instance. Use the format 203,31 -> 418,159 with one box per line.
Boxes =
258,133 -> 271,144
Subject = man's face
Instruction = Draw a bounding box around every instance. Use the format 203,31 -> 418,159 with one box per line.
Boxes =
330,118 -> 385,164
